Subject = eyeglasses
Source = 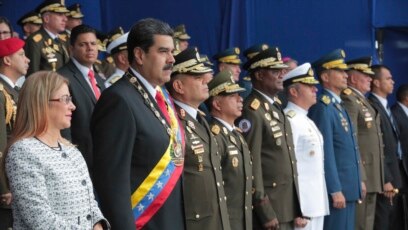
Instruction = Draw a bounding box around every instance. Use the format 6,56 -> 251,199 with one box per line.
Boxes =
49,95 -> 72,105
0,31 -> 11,36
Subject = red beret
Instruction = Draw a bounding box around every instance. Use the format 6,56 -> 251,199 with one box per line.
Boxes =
0,38 -> 25,58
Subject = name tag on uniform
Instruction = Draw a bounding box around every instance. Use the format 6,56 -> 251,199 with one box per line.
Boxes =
273,132 -> 283,138
229,150 -> 238,156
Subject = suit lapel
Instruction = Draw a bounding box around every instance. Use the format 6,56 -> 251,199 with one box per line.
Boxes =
176,105 -> 209,144
67,61 -> 98,103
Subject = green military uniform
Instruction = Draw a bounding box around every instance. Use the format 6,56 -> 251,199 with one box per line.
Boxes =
25,27 -> 69,76
341,64 -> 385,230
207,70 -> 252,230
176,107 -> 231,230
238,47 -> 301,229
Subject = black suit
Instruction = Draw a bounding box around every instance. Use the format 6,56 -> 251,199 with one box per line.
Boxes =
392,103 -> 408,175
57,60 -> 105,168
91,70 -> 184,230
368,93 -> 402,230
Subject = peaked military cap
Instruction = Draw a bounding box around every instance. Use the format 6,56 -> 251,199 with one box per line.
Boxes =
172,47 -> 213,76
96,30 -> 108,52
106,27 -> 125,53
213,47 -> 242,64
312,49 -> 348,74
346,56 -> 374,75
17,11 -> 42,26
173,24 -> 191,40
67,3 -> 84,19
243,43 -> 269,59
208,70 -> 245,97
200,54 -> 214,67
107,32 -> 128,55
36,0 -> 69,14
283,63 -> 319,87
243,47 -> 287,71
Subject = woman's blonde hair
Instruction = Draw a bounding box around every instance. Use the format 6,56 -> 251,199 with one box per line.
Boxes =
6,71 -> 69,150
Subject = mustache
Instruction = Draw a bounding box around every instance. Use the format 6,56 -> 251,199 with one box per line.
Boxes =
163,64 -> 173,71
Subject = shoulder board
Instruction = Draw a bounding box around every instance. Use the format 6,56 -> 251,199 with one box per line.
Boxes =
198,110 -> 206,116
33,34 -> 42,43
274,97 -> 282,105
211,124 -> 220,135
250,98 -> 260,110
243,76 -> 251,81
321,95 -> 331,105
109,75 -> 122,84
106,56 -> 114,63
58,34 -> 67,42
343,88 -> 352,95
286,110 -> 296,118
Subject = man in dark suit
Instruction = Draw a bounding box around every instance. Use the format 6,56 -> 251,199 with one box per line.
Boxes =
0,38 -> 30,230
91,18 -> 185,230
237,47 -> 302,230
308,49 -> 362,230
25,0 -> 69,76
341,57 -> 385,230
392,84 -> 408,229
207,70 -> 252,230
58,25 -> 105,168
167,48 -> 231,230
368,65 -> 402,230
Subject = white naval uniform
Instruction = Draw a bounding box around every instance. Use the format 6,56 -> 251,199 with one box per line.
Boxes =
284,102 -> 330,230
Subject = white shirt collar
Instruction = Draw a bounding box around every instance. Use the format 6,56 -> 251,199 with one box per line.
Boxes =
254,89 -> 275,105
372,93 -> 388,109
44,28 -> 58,40
72,57 -> 94,82
0,73 -> 15,88
285,101 -> 308,117
174,100 -> 198,120
214,117 -> 234,131
325,89 -> 342,103
349,86 -> 365,97
398,102 -> 408,117
130,67 -> 157,99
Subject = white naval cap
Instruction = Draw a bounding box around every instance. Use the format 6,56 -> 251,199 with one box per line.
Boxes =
106,32 -> 128,55
283,62 -> 319,87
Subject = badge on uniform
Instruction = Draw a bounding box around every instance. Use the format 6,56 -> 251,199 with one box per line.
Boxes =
339,113 -> 349,132
230,135 -> 237,145
187,120 -> 195,130
265,113 -> 272,121
276,138 -> 282,146
264,103 -> 270,111
238,119 -> 251,133
272,111 -> 279,120
273,132 -> 283,138
366,122 -> 372,128
222,127 -> 228,135
232,156 -> 239,167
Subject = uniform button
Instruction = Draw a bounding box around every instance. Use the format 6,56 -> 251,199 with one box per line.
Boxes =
285,133 -> 288,136
195,214 -> 200,219
61,152 -> 67,158
250,161 -> 253,165
81,180 -> 86,186
86,214 -> 91,220
219,166 -> 222,170
224,196 -> 227,201
219,198 -> 222,202
291,160 -> 295,164
273,183 -> 277,187
222,181 -> 225,186
252,176 -> 254,180
245,206 -> 248,210
217,182 -> 220,187
288,146 -> 292,150
246,191 -> 249,195
213,167 -> 217,171
246,176 -> 249,180
294,175 -> 297,178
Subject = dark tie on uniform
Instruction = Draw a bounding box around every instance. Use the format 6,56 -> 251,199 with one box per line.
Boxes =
387,104 -> 403,159
88,69 -> 101,100
14,86 -> 20,91
155,90 -> 171,123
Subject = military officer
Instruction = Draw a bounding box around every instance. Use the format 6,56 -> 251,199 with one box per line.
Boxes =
207,70 -> 252,230
213,47 -> 242,82
25,0 -> 70,76
173,24 -> 190,54
167,47 -> 231,230
237,47 -> 302,230
240,43 -> 269,99
17,11 -> 42,40
308,49 -> 362,230
65,3 -> 84,35
104,31 -> 129,88
283,63 -> 330,230
0,37 -> 30,230
341,57 -> 384,230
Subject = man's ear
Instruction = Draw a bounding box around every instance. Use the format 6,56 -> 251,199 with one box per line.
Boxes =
134,47 -> 144,66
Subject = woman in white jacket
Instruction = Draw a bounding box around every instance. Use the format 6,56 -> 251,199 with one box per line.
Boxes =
5,71 -> 109,230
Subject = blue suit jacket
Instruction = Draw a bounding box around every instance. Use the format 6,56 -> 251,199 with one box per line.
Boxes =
308,89 -> 361,201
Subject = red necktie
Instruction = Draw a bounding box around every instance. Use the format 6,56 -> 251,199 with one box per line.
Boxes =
155,90 -> 171,123
88,69 -> 100,100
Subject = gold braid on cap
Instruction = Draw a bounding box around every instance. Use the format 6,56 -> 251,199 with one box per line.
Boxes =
292,76 -> 319,84
172,59 -> 199,73
322,59 -> 347,69
348,63 -> 374,74
210,83 -> 241,96
218,55 -> 240,64
250,57 -> 283,69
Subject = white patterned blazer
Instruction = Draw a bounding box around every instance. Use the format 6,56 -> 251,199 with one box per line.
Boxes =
6,137 -> 109,229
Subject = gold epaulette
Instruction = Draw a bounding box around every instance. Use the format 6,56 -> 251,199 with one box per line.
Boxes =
250,98 -> 260,110
58,34 -> 67,42
109,75 -> 122,84
343,88 -> 352,95
0,84 -> 16,125
286,110 -> 296,118
321,95 -> 331,105
274,97 -> 282,105
211,124 -> 220,135
106,56 -> 114,64
33,34 -> 42,43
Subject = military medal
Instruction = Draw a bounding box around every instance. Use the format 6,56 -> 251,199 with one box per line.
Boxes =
172,142 -> 184,166
198,163 -> 204,171
271,126 -> 280,132
223,127 -> 228,135
230,135 -> 237,145
264,103 -> 270,111
265,113 -> 272,121
180,109 -> 186,118
232,156 -> 239,167
187,120 -> 195,130
270,120 -> 277,126
273,132 -> 283,138
272,111 -> 279,120
366,122 -> 372,128
309,150 -> 315,156
276,138 -> 282,146
186,126 -> 193,133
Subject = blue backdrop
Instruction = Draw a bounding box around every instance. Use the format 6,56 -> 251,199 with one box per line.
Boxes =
1,0 -> 407,102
